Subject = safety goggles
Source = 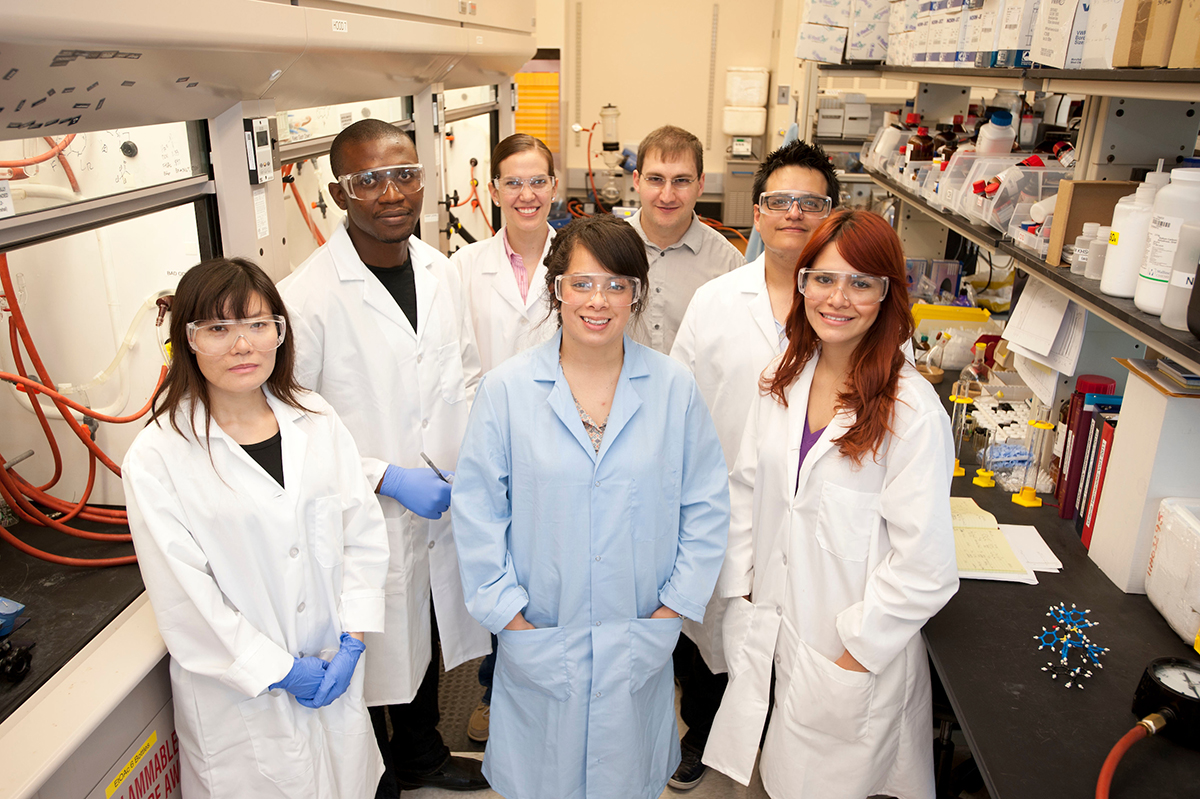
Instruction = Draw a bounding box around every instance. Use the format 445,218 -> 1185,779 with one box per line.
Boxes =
757,191 -> 833,217
492,175 -> 557,196
639,174 -> 699,190
554,274 -> 643,307
337,164 -> 425,201
797,270 -> 889,304
186,315 -> 287,357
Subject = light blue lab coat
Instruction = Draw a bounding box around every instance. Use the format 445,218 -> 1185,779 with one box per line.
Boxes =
452,331 -> 730,799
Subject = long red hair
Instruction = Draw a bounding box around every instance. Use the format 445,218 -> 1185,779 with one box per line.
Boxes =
763,209 -> 914,466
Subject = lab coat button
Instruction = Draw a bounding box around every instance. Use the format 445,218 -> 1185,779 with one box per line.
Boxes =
297,602 -> 306,613
595,556 -> 601,562
422,419 -> 429,429
299,651 -> 306,658
428,540 -> 436,549
655,287 -> 662,293
776,605 -> 782,616
518,317 -> 528,325
775,654 -> 781,664
595,481 -> 601,487
595,691 -> 602,698
289,547 -> 299,558
782,554 -> 788,565
416,354 -> 423,364
653,324 -> 661,330
595,621 -> 601,627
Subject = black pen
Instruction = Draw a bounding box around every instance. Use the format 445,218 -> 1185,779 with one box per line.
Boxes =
420,451 -> 451,483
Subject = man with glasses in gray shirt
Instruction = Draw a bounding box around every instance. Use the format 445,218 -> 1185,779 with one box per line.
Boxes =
628,125 -> 745,354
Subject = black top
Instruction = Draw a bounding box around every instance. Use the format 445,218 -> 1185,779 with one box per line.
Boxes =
366,254 -> 417,330
242,430 -> 284,488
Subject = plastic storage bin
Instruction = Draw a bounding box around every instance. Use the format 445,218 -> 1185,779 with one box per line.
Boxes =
725,68 -> 770,106
935,151 -> 1024,214
976,165 -> 1071,232
1145,498 -> 1200,647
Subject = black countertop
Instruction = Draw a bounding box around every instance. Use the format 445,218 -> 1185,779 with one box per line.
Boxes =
0,513 -> 142,723
927,406 -> 1199,798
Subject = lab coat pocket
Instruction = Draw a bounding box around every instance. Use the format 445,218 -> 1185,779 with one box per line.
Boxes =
629,616 -> 683,693
721,596 -> 756,679
238,691 -> 316,785
497,625 -> 572,702
814,482 -> 881,562
786,639 -> 875,743
311,495 -> 344,569
436,342 -> 467,404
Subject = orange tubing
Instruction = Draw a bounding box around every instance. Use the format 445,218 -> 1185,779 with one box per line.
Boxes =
0,134 -> 75,168
1095,725 -> 1148,799
44,136 -> 81,193
281,163 -> 326,247
10,317 -> 63,492
0,523 -> 137,568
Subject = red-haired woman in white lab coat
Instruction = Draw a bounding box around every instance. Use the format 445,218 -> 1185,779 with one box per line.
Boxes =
705,210 -> 958,799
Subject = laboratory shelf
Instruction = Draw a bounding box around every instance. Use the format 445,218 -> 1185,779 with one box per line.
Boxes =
865,168 -> 1003,250
821,64 -> 1200,102
865,166 -> 1200,375
997,242 -> 1200,377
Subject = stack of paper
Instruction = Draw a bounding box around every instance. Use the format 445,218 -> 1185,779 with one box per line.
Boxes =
951,497 -> 1050,584
1000,279 -> 1088,406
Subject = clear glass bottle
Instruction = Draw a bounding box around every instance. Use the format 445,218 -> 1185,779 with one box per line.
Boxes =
959,342 -> 991,393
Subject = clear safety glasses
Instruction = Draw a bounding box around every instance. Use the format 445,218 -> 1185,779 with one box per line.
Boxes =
639,174 -> 698,190
337,164 -> 425,201
797,270 -> 889,304
186,315 -> 287,357
492,175 -> 557,196
554,274 -> 643,307
758,191 -> 833,217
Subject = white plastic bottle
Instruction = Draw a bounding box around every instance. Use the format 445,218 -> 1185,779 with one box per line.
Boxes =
1161,221 -> 1200,331
1068,222 -> 1101,275
1137,169 -> 1200,315
1099,186 -> 1157,292
975,111 -> 1017,155
1086,227 -> 1111,282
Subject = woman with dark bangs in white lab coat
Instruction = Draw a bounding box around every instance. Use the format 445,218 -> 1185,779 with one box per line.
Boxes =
704,210 -> 959,799
122,257 -> 389,799
451,133 -> 558,374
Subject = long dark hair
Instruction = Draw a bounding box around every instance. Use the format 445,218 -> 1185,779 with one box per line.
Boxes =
764,209 -> 913,466
149,257 -> 310,442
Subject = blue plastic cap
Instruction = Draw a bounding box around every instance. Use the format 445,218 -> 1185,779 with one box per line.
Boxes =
990,110 -> 1013,126
0,597 -> 25,636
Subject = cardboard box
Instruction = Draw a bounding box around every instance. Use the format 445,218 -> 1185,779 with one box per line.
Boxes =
1082,0 -> 1126,69
914,15 -> 932,61
930,9 -> 963,63
919,0 -> 935,17
1168,0 -> 1200,67
1031,0 -> 1089,69
957,4 -> 984,66
906,0 -> 921,29
854,0 -> 894,23
995,0 -> 1040,67
974,0 -> 1005,66
1046,180 -> 1139,266
796,23 -> 850,63
849,21 -> 890,59
1113,0 -> 1182,67
805,0 -> 853,28
890,0 -> 908,35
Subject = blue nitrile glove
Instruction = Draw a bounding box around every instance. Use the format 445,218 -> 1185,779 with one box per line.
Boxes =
269,656 -> 328,701
302,633 -> 366,709
378,464 -> 452,519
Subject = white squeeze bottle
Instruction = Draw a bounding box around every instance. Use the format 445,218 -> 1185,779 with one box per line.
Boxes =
1099,186 -> 1157,291
1136,168 -> 1200,315
1160,221 -> 1200,331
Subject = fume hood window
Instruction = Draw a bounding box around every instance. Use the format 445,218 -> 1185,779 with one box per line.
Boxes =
279,96 -> 414,144
444,86 -> 496,111
0,121 -> 206,217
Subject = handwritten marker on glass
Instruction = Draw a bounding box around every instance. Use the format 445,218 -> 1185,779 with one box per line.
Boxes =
420,451 -> 452,484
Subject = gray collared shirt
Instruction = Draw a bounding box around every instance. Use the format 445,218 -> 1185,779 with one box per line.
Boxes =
628,210 -> 746,354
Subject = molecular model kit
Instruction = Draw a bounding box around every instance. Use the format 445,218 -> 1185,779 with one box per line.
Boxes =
1035,602 -> 1110,689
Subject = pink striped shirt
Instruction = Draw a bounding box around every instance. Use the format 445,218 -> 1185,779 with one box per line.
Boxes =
502,229 -> 530,302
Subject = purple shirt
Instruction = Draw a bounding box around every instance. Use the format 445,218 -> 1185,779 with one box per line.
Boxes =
796,413 -> 826,495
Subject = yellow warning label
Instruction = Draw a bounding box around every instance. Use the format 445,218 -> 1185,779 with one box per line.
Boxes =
1108,230 -> 1120,245
107,730 -> 157,798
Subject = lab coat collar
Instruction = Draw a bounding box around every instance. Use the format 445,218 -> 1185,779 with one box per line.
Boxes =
738,255 -> 780,353
784,349 -> 855,501
532,330 -> 650,464
484,226 -> 555,314
327,222 -> 438,342
179,389 -> 309,496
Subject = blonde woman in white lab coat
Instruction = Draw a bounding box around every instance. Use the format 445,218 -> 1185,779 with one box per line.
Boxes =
704,210 -> 959,799
451,133 -> 557,373
122,258 -> 389,799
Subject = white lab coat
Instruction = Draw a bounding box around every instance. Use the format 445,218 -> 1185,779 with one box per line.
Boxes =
280,222 -> 491,706
122,390 -> 388,799
670,254 -> 782,672
451,225 -> 557,373
704,355 -> 958,799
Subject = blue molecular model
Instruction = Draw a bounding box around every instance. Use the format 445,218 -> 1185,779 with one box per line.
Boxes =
1034,602 -> 1109,689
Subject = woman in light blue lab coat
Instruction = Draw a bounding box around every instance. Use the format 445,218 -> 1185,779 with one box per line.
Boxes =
452,214 -> 731,799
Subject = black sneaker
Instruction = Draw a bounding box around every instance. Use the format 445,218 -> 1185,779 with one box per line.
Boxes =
668,741 -> 707,791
